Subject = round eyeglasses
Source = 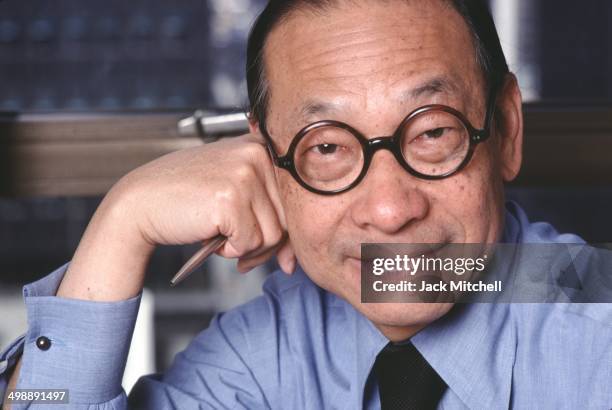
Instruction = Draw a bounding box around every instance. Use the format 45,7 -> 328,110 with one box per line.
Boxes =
261,104 -> 493,195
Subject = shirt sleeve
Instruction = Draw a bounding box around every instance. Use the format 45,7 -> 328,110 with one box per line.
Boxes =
2,265 -> 281,409
127,296 -> 277,409
0,263 -> 141,409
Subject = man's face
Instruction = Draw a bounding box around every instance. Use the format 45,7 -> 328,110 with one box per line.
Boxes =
263,0 -> 515,337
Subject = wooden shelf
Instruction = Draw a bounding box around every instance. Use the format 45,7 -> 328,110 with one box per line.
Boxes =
0,112 -> 202,196
1,105 -> 612,197
517,105 -> 612,186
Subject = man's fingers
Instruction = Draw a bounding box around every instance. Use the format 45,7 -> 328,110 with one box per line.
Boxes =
236,246 -> 278,273
191,140 -> 287,270
236,235 -> 295,274
252,192 -> 285,249
216,199 -> 264,258
217,177 -> 285,259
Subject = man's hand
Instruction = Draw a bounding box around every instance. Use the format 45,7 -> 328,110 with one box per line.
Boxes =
57,134 -> 296,302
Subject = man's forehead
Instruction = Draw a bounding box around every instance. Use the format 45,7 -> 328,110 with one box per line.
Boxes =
296,76 -> 462,121
266,0 -> 465,55
263,0 -> 483,131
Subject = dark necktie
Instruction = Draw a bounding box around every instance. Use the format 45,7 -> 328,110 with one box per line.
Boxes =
374,342 -> 447,410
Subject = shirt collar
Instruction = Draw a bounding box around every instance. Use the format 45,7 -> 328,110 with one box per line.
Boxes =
326,292 -> 387,408
352,306 -> 389,403
411,302 -> 516,409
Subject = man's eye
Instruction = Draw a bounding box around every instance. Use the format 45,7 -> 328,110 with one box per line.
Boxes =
313,143 -> 339,155
422,128 -> 448,139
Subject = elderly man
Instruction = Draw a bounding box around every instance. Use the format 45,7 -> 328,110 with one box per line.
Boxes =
2,0 -> 611,409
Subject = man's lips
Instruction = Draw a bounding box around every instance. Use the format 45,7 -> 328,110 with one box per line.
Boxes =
345,242 -> 449,262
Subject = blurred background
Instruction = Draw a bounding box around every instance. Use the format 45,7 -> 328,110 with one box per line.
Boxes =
0,0 -> 611,391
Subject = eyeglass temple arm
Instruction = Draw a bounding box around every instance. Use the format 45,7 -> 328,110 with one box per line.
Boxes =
258,121 -> 293,168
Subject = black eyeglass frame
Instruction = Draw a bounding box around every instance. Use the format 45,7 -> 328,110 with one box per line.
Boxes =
259,91 -> 497,196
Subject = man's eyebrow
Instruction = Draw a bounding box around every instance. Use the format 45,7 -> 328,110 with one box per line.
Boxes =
406,77 -> 458,100
298,99 -> 342,121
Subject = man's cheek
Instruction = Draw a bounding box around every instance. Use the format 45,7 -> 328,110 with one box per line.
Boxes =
286,212 -> 323,262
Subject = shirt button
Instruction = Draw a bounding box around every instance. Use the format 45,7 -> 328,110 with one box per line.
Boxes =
36,336 -> 52,351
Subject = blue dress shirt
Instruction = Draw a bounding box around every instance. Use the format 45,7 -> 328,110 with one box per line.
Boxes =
1,202 -> 611,409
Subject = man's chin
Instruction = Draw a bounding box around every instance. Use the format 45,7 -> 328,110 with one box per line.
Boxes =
357,301 -> 455,333
306,261 -> 454,338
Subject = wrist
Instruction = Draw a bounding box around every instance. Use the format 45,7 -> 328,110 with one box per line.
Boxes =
58,183 -> 156,302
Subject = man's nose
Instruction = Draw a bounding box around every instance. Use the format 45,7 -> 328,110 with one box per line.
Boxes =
349,150 -> 430,235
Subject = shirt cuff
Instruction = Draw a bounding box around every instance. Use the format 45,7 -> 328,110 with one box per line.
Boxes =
1,263 -> 142,405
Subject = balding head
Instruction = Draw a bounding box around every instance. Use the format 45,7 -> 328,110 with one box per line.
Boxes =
246,0 -> 508,127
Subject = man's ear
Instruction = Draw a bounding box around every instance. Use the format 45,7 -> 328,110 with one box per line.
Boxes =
495,73 -> 523,182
